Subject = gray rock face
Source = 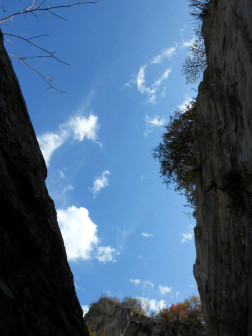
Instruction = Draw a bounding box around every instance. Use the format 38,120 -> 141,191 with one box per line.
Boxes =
0,30 -> 88,336
194,0 -> 252,335
84,298 -> 134,335
84,298 -> 204,336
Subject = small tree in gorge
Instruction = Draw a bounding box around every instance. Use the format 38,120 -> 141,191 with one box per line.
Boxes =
183,0 -> 210,84
153,102 -> 197,216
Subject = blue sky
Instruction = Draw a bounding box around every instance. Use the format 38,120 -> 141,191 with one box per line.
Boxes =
2,0 -> 200,315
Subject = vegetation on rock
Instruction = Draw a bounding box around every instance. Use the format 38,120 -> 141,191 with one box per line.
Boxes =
86,295 -> 205,335
182,0 -> 210,84
156,295 -> 204,332
153,102 -> 197,216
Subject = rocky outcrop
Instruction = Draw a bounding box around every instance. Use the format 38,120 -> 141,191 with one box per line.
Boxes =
84,298 -> 134,335
0,30 -> 88,336
194,0 -> 252,335
84,298 -> 204,336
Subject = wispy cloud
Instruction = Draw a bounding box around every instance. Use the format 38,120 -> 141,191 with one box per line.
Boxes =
134,65 -> 171,104
90,170 -> 110,197
38,130 -> 68,166
181,38 -> 195,49
181,232 -> 193,243
57,206 -> 117,262
129,278 -> 154,289
130,278 -> 141,285
96,246 -> 118,263
152,46 -> 177,64
144,115 -> 166,137
181,225 -> 194,243
58,170 -> 66,179
159,285 -> 172,295
143,280 -> 154,288
146,116 -> 166,127
141,232 -> 154,238
38,113 -> 100,166
178,95 -> 193,112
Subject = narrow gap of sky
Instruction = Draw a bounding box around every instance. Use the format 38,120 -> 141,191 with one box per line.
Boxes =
1,0 -> 200,314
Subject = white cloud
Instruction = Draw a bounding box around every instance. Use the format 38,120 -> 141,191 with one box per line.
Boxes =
96,246 -> 117,263
90,170 -> 110,196
69,114 -> 99,142
146,116 -> 166,127
143,280 -> 154,288
181,232 -> 193,243
81,305 -> 89,316
152,46 -> 177,64
57,206 -> 118,263
136,64 -> 148,94
181,38 -> 195,49
181,225 -> 194,243
63,185 -> 74,193
137,297 -> 166,314
38,130 -> 68,166
144,115 -> 166,137
141,232 -> 154,238
178,95 -> 193,112
154,68 -> 171,86
57,206 -> 99,261
129,278 -> 154,289
38,113 -> 100,166
159,285 -> 172,295
59,170 -> 66,179
130,278 -> 141,285
135,65 -> 171,104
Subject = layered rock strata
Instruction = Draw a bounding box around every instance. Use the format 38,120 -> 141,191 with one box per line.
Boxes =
194,0 -> 252,335
0,30 -> 88,336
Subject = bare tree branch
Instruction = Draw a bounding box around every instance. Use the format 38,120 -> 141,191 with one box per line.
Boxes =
0,0 -> 99,24
3,32 -> 70,65
1,0 -> 99,93
9,53 -> 67,93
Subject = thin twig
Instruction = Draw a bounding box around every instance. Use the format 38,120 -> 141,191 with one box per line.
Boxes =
3,32 -> 70,65
0,0 -> 99,24
9,54 -> 67,93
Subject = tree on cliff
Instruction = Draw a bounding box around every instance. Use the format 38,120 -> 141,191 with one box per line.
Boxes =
156,295 -> 204,335
0,0 -> 98,92
182,0 -> 210,83
153,102 -> 197,216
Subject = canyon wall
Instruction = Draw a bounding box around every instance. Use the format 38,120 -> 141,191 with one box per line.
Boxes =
194,0 -> 252,335
0,30 -> 88,336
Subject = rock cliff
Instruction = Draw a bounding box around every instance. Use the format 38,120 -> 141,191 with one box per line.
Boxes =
0,30 -> 88,336
84,298 -> 204,336
194,0 -> 252,335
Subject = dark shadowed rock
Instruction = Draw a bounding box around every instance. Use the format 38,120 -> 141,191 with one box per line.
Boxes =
194,0 -> 252,335
0,30 -> 88,336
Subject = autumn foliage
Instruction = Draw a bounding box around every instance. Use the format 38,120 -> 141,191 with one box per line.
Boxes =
156,295 -> 204,333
